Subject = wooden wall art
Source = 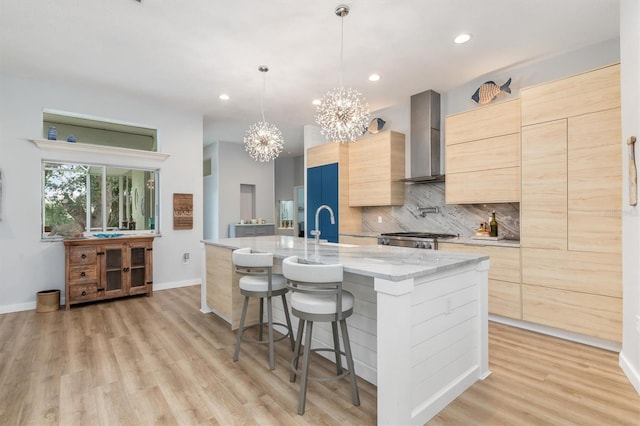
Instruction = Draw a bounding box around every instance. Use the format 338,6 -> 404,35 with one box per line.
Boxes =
173,193 -> 193,230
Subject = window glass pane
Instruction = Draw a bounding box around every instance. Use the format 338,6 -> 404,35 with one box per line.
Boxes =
88,167 -> 103,231
43,163 -> 89,236
42,112 -> 157,151
43,162 -> 159,237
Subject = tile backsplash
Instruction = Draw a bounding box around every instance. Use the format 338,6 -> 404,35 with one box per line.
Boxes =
361,182 -> 520,239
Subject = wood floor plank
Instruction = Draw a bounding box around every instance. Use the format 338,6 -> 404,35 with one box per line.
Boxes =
0,285 -> 637,425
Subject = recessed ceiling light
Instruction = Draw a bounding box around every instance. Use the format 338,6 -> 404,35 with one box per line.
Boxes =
219,93 -> 229,100
454,33 -> 471,44
312,99 -> 321,106
369,74 -> 381,82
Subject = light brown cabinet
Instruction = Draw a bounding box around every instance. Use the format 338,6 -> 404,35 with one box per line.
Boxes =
205,244 -> 271,329
64,236 -> 154,310
520,119 -> 568,250
439,242 -> 521,319
348,131 -> 405,206
445,99 -> 521,204
338,235 -> 379,245
520,63 -> 622,342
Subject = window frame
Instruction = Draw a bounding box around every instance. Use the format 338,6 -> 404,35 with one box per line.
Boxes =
41,160 -> 160,240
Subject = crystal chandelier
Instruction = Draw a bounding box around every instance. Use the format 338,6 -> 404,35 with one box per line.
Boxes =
316,4 -> 370,142
244,66 -> 284,162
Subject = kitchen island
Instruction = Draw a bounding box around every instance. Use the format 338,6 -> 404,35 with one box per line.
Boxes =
201,235 -> 489,425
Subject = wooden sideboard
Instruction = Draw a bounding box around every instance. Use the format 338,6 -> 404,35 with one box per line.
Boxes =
64,236 -> 154,309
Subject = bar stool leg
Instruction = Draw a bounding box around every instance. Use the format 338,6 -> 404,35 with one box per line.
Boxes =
291,318 -> 305,382
331,321 -> 343,375
340,319 -> 360,406
234,296 -> 250,362
267,296 -> 275,370
281,294 -> 295,350
258,297 -> 264,342
298,320 -> 314,415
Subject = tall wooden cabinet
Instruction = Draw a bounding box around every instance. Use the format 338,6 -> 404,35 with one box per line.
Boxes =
64,236 -> 154,309
306,142 -> 362,241
348,131 -> 405,206
445,99 -> 521,204
520,64 -> 622,342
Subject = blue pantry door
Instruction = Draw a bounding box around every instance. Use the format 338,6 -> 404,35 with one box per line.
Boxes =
306,163 -> 339,243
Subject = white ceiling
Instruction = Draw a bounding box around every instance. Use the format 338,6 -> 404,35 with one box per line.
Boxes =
0,0 -> 620,157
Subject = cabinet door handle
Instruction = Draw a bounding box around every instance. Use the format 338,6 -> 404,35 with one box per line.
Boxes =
81,290 -> 86,296
80,272 -> 86,277
81,253 -> 87,259
123,267 -> 130,272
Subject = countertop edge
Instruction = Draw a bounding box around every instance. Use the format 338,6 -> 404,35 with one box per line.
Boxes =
202,236 -> 489,282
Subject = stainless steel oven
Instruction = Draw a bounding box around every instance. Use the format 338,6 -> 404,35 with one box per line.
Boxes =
377,232 -> 458,250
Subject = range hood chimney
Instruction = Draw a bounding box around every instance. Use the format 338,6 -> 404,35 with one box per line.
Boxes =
403,90 -> 444,182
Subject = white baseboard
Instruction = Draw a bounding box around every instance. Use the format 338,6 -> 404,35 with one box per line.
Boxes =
0,279 -> 201,314
619,350 -> 640,395
0,301 -> 38,315
153,279 -> 201,292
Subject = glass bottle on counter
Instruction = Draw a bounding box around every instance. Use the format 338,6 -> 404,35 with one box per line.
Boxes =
490,211 -> 498,237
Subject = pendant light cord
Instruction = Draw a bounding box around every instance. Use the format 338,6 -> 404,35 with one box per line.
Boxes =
340,14 -> 344,87
261,71 -> 266,122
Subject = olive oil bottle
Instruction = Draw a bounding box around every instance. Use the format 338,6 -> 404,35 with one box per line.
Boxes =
490,211 -> 498,237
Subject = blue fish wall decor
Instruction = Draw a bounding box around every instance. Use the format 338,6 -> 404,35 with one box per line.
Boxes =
368,117 -> 386,134
471,78 -> 512,104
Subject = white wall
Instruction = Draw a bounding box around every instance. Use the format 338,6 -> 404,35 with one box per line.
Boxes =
274,156 -> 295,202
620,0 -> 640,394
0,74 -> 203,313
442,38 -> 621,117
203,142 -> 219,240
216,141 -> 275,238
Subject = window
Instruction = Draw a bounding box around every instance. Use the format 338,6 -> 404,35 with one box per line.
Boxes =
43,111 -> 157,151
42,161 -> 159,238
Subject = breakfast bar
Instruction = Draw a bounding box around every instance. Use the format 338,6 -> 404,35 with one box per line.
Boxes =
201,235 -> 489,425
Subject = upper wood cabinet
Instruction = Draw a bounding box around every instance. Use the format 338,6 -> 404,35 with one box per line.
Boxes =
348,131 -> 405,206
445,99 -> 521,204
520,63 -> 620,126
445,99 -> 521,144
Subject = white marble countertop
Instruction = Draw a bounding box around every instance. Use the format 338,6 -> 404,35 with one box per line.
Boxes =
202,235 -> 488,282
340,232 -> 520,248
440,236 -> 520,248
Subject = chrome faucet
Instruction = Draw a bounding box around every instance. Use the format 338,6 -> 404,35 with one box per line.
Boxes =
311,204 -> 335,246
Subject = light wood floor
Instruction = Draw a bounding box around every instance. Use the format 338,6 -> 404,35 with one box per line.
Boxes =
0,285 -> 637,425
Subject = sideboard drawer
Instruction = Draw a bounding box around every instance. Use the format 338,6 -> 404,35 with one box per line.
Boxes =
69,283 -> 98,301
68,266 -> 97,283
68,246 -> 97,266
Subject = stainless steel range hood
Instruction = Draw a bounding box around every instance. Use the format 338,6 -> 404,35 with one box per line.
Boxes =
402,90 -> 445,183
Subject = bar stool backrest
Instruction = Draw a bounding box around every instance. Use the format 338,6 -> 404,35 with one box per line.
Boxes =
232,248 -> 276,295
282,256 -> 346,320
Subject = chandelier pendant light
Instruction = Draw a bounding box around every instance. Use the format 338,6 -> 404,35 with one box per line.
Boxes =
315,4 -> 370,143
244,65 -> 284,162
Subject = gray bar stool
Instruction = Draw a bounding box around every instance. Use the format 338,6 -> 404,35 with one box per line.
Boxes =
232,248 -> 295,370
282,255 -> 360,415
